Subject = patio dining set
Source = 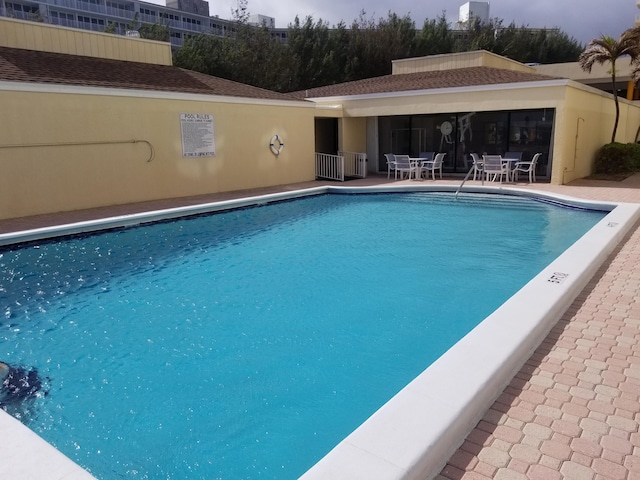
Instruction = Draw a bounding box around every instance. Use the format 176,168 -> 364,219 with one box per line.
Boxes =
384,152 -> 446,181
385,151 -> 541,183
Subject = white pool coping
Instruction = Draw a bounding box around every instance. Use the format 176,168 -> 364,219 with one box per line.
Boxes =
1,185 -> 639,480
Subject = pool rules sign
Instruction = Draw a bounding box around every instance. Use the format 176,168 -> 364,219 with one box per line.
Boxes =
180,113 -> 216,157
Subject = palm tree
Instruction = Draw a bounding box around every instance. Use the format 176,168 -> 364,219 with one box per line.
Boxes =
579,26 -> 640,143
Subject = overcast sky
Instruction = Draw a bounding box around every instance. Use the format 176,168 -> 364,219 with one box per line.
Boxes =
175,0 -> 637,46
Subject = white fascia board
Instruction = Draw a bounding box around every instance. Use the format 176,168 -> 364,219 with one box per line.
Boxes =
0,81 -> 314,108
305,79 -> 571,103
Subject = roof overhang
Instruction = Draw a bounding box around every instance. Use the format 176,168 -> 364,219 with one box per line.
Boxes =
0,81 -> 314,108
303,79 -> 571,104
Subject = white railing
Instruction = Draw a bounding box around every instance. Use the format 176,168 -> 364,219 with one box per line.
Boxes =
315,152 -> 367,181
315,153 -> 344,181
339,151 -> 367,178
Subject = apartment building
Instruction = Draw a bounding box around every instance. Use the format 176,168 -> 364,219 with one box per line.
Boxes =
0,0 -> 288,48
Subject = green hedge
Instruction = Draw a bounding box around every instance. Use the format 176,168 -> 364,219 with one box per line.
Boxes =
594,142 -> 640,175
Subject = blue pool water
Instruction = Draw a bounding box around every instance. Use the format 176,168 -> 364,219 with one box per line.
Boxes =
0,193 -> 605,479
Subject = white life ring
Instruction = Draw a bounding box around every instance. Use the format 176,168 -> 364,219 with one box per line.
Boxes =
270,135 -> 284,155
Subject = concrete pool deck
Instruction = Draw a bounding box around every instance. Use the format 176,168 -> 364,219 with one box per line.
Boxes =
1,174 -> 640,479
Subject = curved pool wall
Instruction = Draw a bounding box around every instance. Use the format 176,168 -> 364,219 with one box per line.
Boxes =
0,185 -> 639,480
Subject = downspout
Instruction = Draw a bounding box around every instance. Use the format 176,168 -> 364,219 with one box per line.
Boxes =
563,117 -> 584,183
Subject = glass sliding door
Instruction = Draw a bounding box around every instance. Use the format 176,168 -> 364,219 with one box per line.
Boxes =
377,109 -> 554,179
378,116 -> 411,171
508,109 -> 554,178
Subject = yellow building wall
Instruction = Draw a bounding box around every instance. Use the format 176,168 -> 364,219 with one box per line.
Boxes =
0,87 -> 316,220
557,84 -> 640,183
392,51 -> 535,75
339,118 -> 367,153
552,86 -> 613,183
335,83 -> 566,118
618,97 -> 640,144
0,17 -> 173,65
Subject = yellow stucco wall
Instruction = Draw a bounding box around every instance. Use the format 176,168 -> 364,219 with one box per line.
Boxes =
339,118 -> 367,153
0,86 -> 316,220
330,82 -> 567,118
553,85 -> 614,183
556,83 -> 640,184
618,97 -> 640,145
0,17 -> 172,65
392,50 -> 535,75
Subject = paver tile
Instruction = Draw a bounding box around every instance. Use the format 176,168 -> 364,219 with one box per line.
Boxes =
527,464 -> 563,480
592,457 -> 629,479
560,461 -> 595,480
477,447 -> 510,468
539,439 -> 571,461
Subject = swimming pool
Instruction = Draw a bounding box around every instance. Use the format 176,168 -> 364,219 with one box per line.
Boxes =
0,185 -> 638,480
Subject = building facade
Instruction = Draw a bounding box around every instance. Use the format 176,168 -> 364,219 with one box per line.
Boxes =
0,0 -> 288,48
458,1 -> 490,25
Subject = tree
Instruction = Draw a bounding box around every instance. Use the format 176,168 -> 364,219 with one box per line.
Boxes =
579,27 -> 640,143
104,22 -> 117,34
343,11 -> 417,82
139,21 -> 170,42
174,2 -> 293,91
173,9 -> 588,93
415,13 -> 453,56
287,16 -> 335,90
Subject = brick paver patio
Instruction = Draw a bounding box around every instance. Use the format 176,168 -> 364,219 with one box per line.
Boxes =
435,176 -> 640,480
1,174 -> 639,479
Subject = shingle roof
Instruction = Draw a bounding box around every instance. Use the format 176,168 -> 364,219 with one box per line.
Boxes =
0,46 -> 300,101
289,67 -> 564,99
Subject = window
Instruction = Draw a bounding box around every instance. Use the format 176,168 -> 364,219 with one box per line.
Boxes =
5,2 -> 39,13
51,10 -> 74,20
139,7 -> 156,16
78,15 -> 103,25
106,1 -> 132,11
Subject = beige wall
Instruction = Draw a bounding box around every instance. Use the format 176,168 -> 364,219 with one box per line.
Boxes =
556,84 -> 640,183
0,86 -> 316,220
618,97 -> 640,144
535,61 -> 634,84
338,118 -> 367,153
0,17 -> 172,65
553,85 -> 613,183
329,82 -> 568,118
392,50 -> 535,75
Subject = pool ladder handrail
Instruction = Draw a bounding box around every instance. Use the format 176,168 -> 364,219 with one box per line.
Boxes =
455,165 -> 476,198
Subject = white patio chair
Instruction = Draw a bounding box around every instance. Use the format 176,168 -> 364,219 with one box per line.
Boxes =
482,155 -> 509,184
513,153 -> 541,183
384,153 -> 396,179
393,155 -> 417,180
420,152 -> 445,180
470,153 -> 483,180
